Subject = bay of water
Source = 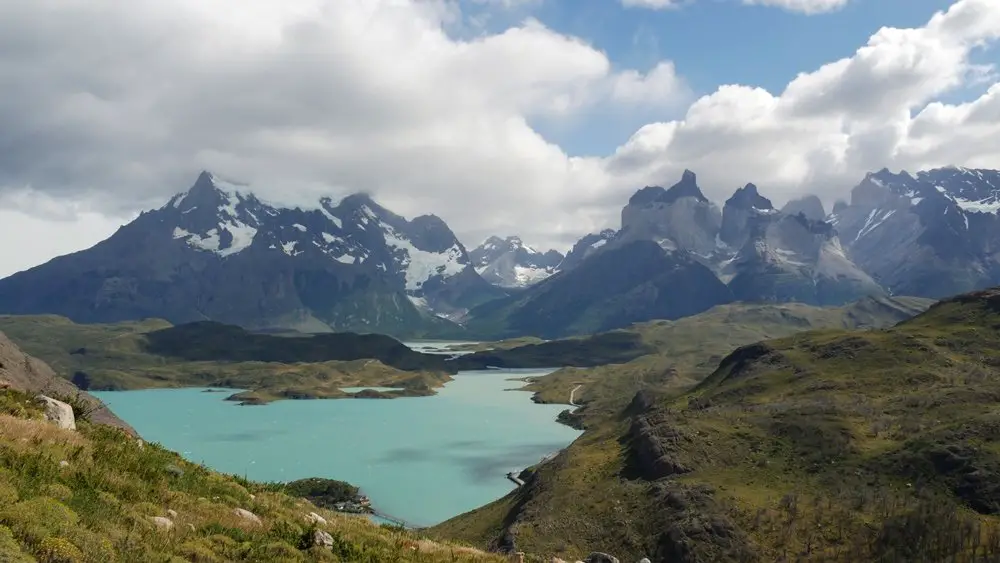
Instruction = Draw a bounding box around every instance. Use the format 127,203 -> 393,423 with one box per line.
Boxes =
92,368 -> 580,527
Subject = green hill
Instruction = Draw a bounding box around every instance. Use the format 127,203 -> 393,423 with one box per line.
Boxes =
0,388 -> 507,562
430,294 -> 975,562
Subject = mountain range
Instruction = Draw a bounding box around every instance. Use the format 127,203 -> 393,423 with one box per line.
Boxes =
1,165 -> 998,337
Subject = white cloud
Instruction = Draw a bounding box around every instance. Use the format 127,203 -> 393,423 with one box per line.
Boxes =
0,0 -> 998,278
741,0 -> 849,14
622,0 -> 847,13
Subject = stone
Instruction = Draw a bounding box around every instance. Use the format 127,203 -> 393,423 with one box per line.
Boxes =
36,395 -> 76,430
187,523 -> 196,532
136,439 -> 144,450
234,508 -> 262,525
164,464 -> 184,477
167,509 -> 178,518
0,379 -> 11,389
306,512 -> 328,526
585,554 -> 619,563
638,559 -> 651,563
150,516 -> 174,531
313,529 -> 334,548
58,460 -> 69,468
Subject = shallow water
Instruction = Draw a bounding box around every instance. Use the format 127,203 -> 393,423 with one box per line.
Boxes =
93,368 -> 580,527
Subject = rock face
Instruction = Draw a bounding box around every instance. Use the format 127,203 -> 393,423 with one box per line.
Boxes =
0,331 -> 134,434
557,229 -> 618,272
720,183 -> 775,249
0,171 -> 502,337
725,213 -> 884,305
469,236 -> 564,288
620,170 -> 722,256
35,395 -> 76,431
466,240 -> 734,338
831,166 -> 1000,298
781,195 -> 826,222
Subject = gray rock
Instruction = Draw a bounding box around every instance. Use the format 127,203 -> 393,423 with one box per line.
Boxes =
585,553 -> 619,563
150,516 -> 174,531
234,507 -> 262,525
35,395 -> 76,430
164,464 -> 185,477
638,559 -> 652,563
306,512 -> 328,526
166,509 -> 178,518
313,529 -> 334,548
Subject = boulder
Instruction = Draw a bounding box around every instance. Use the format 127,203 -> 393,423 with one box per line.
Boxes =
306,512 -> 328,526
35,395 -> 75,430
313,529 -> 334,548
234,508 -> 262,525
150,516 -> 174,531
167,509 -> 178,518
585,554 -> 619,563
0,379 -> 11,389
638,559 -> 652,563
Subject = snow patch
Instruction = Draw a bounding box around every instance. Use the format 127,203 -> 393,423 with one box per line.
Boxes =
334,253 -> 355,264
381,222 -> 465,290
281,241 -> 300,256
513,265 -> 556,286
856,209 -> 895,241
321,232 -> 338,244
591,238 -> 608,249
292,224 -> 307,232
218,222 -> 258,256
953,197 -> 1000,215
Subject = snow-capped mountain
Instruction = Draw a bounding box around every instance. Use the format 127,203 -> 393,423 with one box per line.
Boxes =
831,166 -> 1000,298
0,171 -> 501,336
468,236 -> 564,288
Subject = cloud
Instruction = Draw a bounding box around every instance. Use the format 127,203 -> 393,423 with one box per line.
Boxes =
622,0 -> 848,13
741,0 -> 848,14
0,0 -> 998,278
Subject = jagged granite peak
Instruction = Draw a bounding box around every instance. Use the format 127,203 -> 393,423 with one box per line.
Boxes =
782,195 -> 826,222
725,211 -> 883,306
720,183 -> 778,249
466,239 -> 734,338
557,229 -> 618,272
832,166 -> 1000,299
0,172 -> 501,336
621,170 -> 720,255
469,235 -> 564,288
725,183 -> 773,210
628,169 -> 708,206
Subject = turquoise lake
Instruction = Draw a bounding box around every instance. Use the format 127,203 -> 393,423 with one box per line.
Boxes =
92,368 -> 581,528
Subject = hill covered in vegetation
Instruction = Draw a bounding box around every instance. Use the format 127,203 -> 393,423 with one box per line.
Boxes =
432,293 -> 1000,562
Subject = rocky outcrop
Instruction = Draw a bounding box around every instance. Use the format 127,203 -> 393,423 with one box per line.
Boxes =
0,331 -> 134,434
650,483 -> 756,563
35,395 -> 75,431
623,409 -> 692,481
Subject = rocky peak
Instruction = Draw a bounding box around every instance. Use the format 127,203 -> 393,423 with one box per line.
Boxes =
782,195 -> 826,222
720,183 -> 777,249
725,183 -> 773,211
621,170 -> 720,255
469,235 -> 564,288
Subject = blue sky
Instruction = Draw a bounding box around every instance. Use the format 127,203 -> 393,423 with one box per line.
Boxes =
458,0 -> 996,156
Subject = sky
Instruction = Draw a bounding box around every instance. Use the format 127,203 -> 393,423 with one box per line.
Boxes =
0,0 -> 998,277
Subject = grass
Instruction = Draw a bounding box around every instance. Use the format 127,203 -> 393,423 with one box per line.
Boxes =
0,388 -> 508,562
0,316 -> 452,404
431,295 -> 965,562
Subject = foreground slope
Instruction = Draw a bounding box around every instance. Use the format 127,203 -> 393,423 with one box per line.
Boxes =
0,350 -> 504,562
432,295 -> 957,562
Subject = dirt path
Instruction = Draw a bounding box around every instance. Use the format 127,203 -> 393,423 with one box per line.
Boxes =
569,384 -> 583,406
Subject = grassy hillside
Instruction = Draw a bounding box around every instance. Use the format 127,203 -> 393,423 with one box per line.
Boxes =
0,388 -> 506,562
0,316 -> 453,403
431,295 -> 953,562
